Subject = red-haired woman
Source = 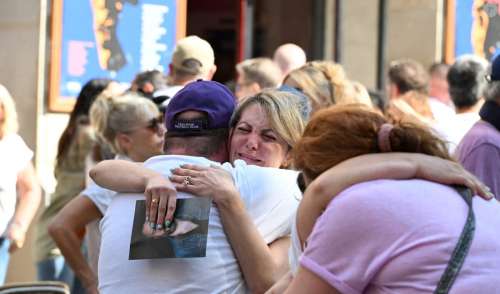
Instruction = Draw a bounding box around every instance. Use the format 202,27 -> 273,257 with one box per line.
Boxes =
283,104 -> 500,293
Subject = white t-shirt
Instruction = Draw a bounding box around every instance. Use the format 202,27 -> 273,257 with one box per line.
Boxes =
428,97 -> 455,123
0,134 -> 33,235
156,85 -> 184,108
82,155 -> 129,273
98,155 -> 300,294
433,112 -> 480,153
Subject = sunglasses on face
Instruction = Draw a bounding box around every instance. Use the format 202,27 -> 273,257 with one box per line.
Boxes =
124,115 -> 164,134
144,116 -> 165,134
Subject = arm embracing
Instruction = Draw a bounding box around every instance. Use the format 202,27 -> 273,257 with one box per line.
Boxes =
297,152 -> 490,245
49,195 -> 102,294
89,160 -> 153,192
172,164 -> 289,293
90,159 -> 177,232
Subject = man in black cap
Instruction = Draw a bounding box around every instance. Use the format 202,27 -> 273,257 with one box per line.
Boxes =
456,54 -> 500,199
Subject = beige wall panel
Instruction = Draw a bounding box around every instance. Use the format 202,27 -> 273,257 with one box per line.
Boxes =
386,0 -> 439,69
342,0 -> 379,89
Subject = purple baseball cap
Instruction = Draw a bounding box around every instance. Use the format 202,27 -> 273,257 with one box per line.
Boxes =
165,80 -> 236,136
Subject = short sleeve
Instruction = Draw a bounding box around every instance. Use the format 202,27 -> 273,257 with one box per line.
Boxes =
9,134 -> 33,173
459,143 -> 500,200
299,186 -> 398,294
233,160 -> 300,244
81,179 -> 116,215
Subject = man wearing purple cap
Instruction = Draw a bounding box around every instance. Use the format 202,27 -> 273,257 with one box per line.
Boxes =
456,54 -> 500,199
90,80 -> 300,293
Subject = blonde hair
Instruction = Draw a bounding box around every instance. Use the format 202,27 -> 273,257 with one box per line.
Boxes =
236,58 -> 282,89
90,93 -> 159,154
284,61 -> 371,113
0,84 -> 19,138
345,80 -> 373,107
230,90 -> 306,167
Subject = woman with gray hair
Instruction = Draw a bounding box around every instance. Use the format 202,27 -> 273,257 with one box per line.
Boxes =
455,53 -> 500,199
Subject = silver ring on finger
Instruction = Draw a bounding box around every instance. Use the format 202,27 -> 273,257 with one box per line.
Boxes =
183,176 -> 194,187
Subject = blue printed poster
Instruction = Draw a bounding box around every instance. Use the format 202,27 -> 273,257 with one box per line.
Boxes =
58,0 -> 177,99
454,0 -> 500,61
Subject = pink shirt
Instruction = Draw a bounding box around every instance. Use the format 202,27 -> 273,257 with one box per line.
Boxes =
301,179 -> 500,293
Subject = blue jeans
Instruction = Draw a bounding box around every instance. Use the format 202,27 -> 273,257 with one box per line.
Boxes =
37,256 -> 73,285
37,256 -> 85,294
0,238 -> 10,285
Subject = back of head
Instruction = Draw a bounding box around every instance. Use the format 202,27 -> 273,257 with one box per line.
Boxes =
131,70 -> 167,93
170,36 -> 215,82
388,59 -> 429,94
293,104 -> 451,180
284,61 -> 369,113
56,78 -> 114,165
447,54 -> 489,109
164,80 -> 236,159
0,84 -> 18,137
428,62 -> 451,103
344,80 -> 373,107
273,43 -> 307,76
71,78 -> 114,122
236,57 -> 282,89
230,89 -> 306,150
429,62 -> 450,79
90,93 -> 159,154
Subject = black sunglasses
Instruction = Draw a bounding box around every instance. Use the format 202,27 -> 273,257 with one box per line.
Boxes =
144,116 -> 164,133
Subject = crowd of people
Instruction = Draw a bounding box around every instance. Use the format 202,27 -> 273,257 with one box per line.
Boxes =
1,34 -> 500,293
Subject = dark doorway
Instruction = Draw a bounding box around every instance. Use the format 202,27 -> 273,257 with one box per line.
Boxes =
186,0 -> 238,84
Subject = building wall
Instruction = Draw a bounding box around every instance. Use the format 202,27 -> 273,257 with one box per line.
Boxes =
386,0 -> 442,69
339,0 -> 441,90
342,0 -> 380,89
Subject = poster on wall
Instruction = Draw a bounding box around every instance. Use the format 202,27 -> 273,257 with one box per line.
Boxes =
49,0 -> 186,112
446,0 -> 500,63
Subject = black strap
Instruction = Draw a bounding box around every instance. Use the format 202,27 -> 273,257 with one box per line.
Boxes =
434,186 -> 475,294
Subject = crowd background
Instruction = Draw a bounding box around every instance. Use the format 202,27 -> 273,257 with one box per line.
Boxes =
0,0 -> 499,285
